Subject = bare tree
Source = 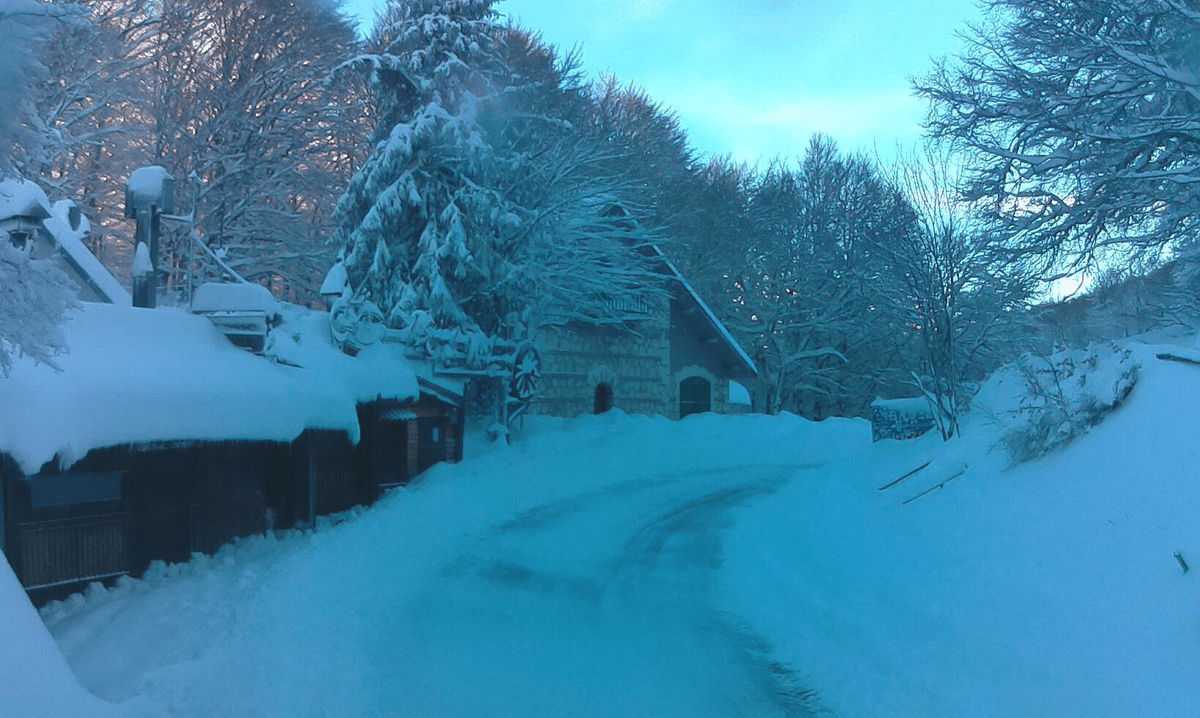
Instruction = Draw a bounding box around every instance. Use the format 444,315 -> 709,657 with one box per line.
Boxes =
143,0 -> 366,299
719,137 -> 911,416
916,0 -> 1200,274
873,143 -> 1034,438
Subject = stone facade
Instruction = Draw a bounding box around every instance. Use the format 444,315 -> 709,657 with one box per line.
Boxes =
527,284 -> 756,420
528,295 -> 673,419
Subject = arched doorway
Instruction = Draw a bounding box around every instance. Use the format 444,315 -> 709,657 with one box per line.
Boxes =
593,383 -> 614,414
679,376 -> 712,418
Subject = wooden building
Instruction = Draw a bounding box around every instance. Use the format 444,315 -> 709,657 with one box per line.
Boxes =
0,302 -> 462,602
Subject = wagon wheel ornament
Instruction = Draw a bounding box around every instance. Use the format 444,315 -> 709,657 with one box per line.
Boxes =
509,345 -> 541,402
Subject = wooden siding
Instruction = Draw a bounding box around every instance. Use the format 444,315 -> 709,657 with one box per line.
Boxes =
2,393 -> 462,598
16,513 -> 130,589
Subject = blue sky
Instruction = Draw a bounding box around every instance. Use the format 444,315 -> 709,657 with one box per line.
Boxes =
341,0 -> 982,164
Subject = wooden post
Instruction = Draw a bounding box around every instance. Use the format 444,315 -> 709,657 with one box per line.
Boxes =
306,438 -> 316,528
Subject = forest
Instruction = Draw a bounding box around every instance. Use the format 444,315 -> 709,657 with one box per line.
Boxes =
3,0 -> 1199,435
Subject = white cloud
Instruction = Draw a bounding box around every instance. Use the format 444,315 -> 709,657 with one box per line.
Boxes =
628,0 -> 669,21
648,81 -> 926,162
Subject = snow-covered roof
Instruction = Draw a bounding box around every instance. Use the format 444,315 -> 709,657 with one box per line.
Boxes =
871,396 -> 933,415
0,303 -> 421,474
42,200 -> 131,305
320,260 -> 348,296
192,282 -> 282,317
132,242 -> 153,276
0,178 -> 52,221
657,250 -> 758,378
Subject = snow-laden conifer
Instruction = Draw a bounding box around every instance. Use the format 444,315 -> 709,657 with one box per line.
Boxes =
335,5 -> 668,372
335,0 -> 508,347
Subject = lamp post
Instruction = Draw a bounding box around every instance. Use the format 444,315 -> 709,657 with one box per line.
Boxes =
124,166 -> 175,308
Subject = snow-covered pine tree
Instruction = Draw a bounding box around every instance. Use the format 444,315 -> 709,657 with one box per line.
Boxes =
334,0 -> 512,357
336,5 -> 672,401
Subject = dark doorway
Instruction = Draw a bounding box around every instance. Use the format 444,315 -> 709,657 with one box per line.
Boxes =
417,418 -> 448,473
594,383 -> 614,414
679,376 -> 712,418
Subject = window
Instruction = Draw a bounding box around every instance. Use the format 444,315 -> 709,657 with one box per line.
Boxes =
9,230 -> 30,251
594,383 -> 614,414
25,472 -> 123,509
679,376 -> 712,418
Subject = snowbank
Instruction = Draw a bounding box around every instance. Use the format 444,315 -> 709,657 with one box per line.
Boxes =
0,302 -> 418,473
0,558 -> 126,717
721,342 -> 1200,717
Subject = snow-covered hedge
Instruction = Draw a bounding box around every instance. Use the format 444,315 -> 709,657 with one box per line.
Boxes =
975,344 -> 1138,464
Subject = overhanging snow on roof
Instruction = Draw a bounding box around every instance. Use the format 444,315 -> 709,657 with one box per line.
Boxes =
379,407 -> 418,421
0,178 -> 52,222
0,303 -> 422,474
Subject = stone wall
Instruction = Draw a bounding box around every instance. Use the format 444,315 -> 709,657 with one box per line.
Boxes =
528,297 -> 672,419
526,289 -> 756,421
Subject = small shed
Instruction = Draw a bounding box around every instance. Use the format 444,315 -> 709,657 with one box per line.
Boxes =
191,282 -> 282,353
870,397 -> 936,442
0,178 -> 129,305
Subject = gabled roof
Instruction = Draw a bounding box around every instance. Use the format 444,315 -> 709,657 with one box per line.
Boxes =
43,200 -> 130,306
655,247 -> 757,378
0,178 -> 51,221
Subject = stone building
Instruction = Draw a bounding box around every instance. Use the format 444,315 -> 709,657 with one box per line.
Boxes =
528,257 -> 757,420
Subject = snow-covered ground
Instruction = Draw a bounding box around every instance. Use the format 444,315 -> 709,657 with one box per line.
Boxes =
6,341 -> 1200,716
722,342 -> 1200,717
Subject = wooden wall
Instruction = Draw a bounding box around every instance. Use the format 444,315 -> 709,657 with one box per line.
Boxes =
2,393 -> 462,600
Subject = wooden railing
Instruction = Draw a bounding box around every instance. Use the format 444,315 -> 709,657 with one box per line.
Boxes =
16,513 -> 130,589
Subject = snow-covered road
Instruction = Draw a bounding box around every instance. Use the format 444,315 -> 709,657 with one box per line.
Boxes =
393,465 -> 816,716
41,413 -> 834,717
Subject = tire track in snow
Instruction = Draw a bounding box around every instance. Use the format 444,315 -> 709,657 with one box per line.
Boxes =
421,463 -> 824,717
604,469 -> 825,717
